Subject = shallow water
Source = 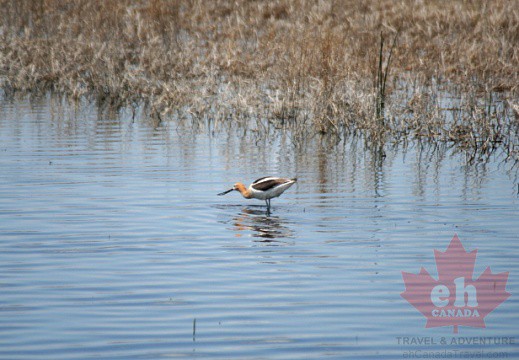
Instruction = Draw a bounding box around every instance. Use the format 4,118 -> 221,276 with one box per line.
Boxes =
0,96 -> 518,359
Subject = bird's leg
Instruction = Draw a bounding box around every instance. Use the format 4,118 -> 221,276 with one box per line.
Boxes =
265,199 -> 272,212
265,199 -> 271,215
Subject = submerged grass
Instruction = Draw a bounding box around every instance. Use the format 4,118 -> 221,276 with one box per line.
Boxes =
0,0 -> 518,157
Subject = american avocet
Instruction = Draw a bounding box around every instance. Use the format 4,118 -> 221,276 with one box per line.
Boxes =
218,176 -> 297,211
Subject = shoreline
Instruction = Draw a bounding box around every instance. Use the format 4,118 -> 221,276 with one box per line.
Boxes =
1,0 -> 517,153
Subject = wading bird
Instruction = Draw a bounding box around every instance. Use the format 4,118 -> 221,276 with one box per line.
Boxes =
218,177 -> 297,211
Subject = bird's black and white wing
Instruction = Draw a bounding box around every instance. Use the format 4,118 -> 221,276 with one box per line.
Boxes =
251,177 -> 293,192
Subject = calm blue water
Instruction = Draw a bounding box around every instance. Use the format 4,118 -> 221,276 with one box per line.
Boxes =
1,96 -> 518,359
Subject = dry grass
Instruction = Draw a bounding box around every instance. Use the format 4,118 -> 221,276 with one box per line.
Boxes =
0,0 -> 518,155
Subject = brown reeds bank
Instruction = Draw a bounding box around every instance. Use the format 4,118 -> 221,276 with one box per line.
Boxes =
0,0 -> 518,153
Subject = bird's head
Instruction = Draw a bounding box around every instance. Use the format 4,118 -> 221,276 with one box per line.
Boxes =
217,182 -> 247,196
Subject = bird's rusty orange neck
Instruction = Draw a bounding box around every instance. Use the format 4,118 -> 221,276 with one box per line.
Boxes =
234,182 -> 251,199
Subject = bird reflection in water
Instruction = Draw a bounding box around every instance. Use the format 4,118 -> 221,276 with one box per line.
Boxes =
231,207 -> 294,244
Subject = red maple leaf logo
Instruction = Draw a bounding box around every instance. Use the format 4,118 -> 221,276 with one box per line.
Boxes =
401,234 -> 510,333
